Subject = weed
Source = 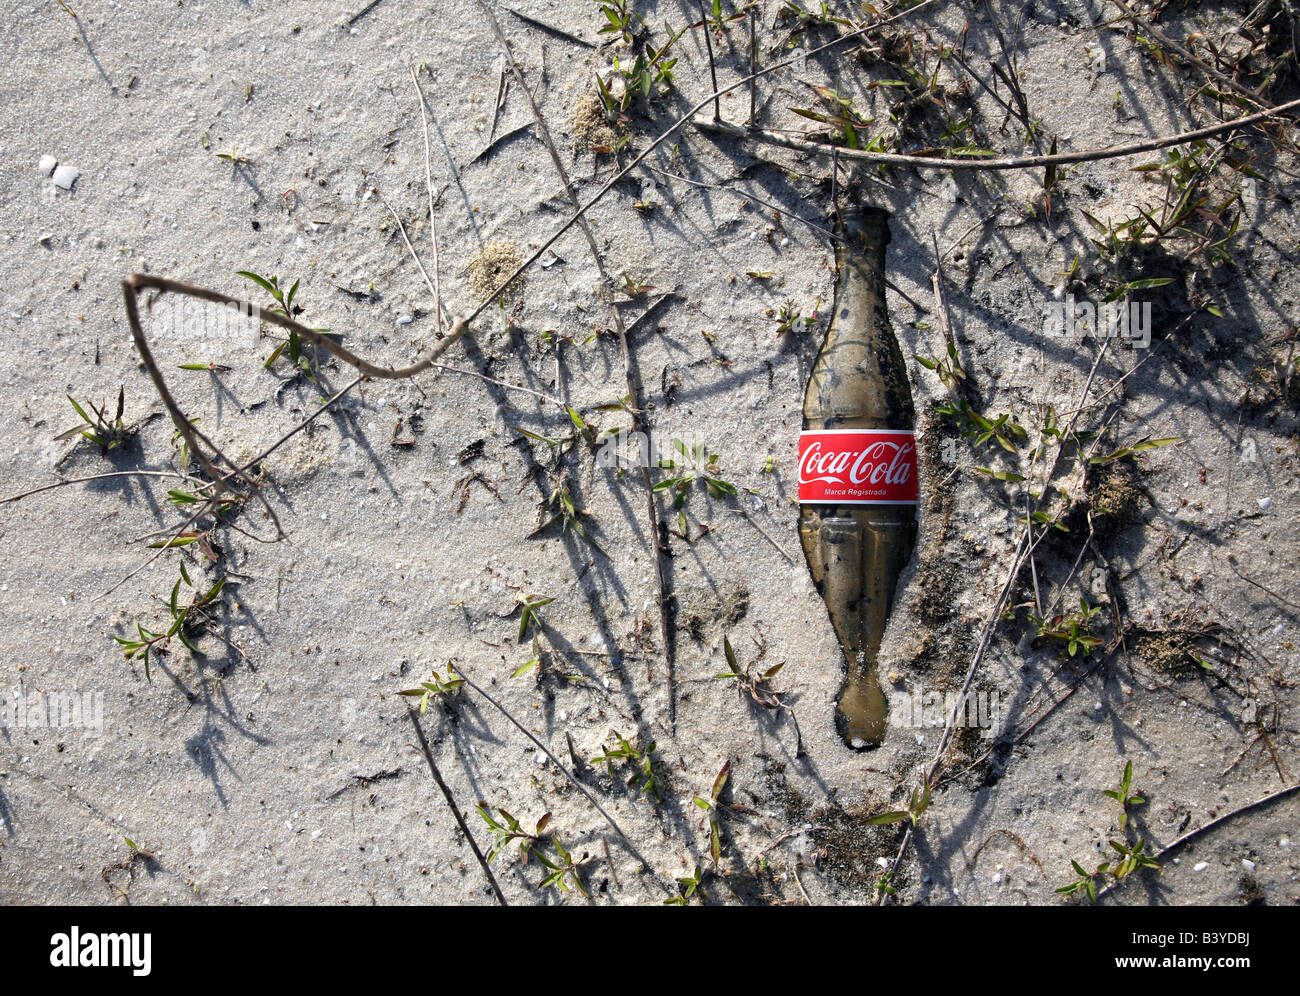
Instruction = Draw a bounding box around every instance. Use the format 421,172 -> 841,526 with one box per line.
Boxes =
652,439 -> 737,509
237,270 -> 329,384
476,804 -> 589,899
1057,761 -> 1160,902
113,559 -> 228,681
536,836 -> 590,898
692,761 -> 730,865
516,594 -> 555,641
714,635 -> 802,754
56,388 -> 134,455
597,0 -> 641,47
398,665 -> 465,713
867,777 -> 933,828
790,84 -> 874,149
1031,596 -> 1104,660
591,731 -> 660,802
477,804 -> 551,864
1103,761 -> 1145,830
664,864 -> 703,905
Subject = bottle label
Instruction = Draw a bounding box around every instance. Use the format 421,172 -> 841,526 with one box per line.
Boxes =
798,429 -> 918,504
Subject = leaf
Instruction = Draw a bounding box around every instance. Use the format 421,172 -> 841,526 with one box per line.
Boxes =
1124,277 -> 1175,292
236,270 -> 278,298
974,467 -> 1025,482
866,811 -> 911,825
723,637 -> 738,674
1130,436 -> 1179,452
711,761 -> 730,802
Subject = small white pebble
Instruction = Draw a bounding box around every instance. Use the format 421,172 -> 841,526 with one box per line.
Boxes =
396,314 -> 413,326
1242,858 -> 1256,872
52,164 -> 80,190
38,154 -> 57,175
1257,497 -> 1272,510
1193,861 -> 1209,872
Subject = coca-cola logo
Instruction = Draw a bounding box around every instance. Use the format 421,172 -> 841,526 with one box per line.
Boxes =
798,430 -> 918,505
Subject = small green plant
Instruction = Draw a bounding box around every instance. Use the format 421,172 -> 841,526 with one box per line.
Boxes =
477,804 -> 551,864
591,731 -> 660,802
101,836 -> 157,901
1082,141 -> 1254,267
915,340 -> 967,394
595,20 -> 684,115
777,1 -> 851,30
937,398 -> 1027,455
541,483 -> 603,552
790,84 -> 874,149
397,665 -> 465,713
692,762 -> 731,866
476,804 -> 589,899
1056,858 -> 1109,902
113,559 -> 227,681
1103,761 -> 1145,830
773,302 -> 819,336
597,0 -> 640,47
1088,435 -> 1179,466
516,594 -> 555,641
876,869 -> 897,897
714,636 -> 802,755
1057,761 -> 1160,902
1032,596 -> 1104,660
867,777 -> 933,827
57,388 -> 134,455
1108,837 -> 1160,879
512,636 -> 545,679
652,440 -> 737,509
664,864 -> 703,905
236,270 -> 330,385
536,836 -> 590,898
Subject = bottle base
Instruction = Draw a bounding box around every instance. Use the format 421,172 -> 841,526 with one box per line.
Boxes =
834,670 -> 888,750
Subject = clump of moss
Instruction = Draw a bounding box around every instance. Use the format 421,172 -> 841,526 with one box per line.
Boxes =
1238,874 -> 1267,906
676,582 -> 749,642
1088,466 -> 1148,540
569,94 -> 620,153
466,240 -> 524,304
809,803 -> 901,890
1134,632 -> 1205,676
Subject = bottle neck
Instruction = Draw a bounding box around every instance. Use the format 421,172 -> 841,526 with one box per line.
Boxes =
834,206 -> 890,286
830,207 -> 890,331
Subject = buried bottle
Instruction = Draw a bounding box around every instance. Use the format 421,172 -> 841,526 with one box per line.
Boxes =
798,203 -> 918,750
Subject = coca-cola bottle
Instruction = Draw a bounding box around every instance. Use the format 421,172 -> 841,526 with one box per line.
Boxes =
798,202 -> 918,750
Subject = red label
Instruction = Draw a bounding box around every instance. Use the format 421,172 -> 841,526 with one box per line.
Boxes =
798,430 -> 918,504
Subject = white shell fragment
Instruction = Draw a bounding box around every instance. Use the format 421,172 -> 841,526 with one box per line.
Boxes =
52,164 -> 80,190
38,154 -> 58,175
